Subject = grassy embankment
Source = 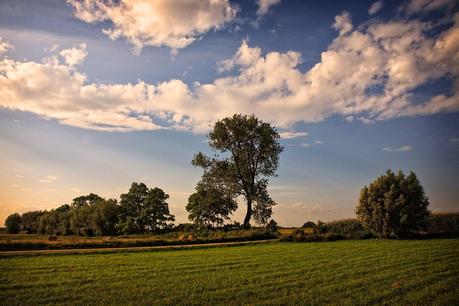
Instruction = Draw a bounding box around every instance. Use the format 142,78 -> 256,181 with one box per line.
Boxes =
1,239 -> 458,305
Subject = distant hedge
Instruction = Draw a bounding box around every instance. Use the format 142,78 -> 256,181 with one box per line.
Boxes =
317,219 -> 373,239
281,213 -> 459,242
426,213 -> 459,235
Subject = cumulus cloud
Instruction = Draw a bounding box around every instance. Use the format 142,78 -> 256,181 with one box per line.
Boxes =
369,1 -> 383,15
256,0 -> 282,16
67,0 -> 237,54
0,37 -> 13,55
279,131 -> 308,139
382,146 -> 413,152
59,44 -> 87,67
332,11 -> 353,35
1,9 -> 459,133
217,39 -> 261,72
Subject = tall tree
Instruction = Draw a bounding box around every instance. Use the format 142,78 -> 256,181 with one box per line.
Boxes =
356,170 -> 430,238
192,114 -> 283,228
21,211 -> 44,233
119,182 -> 175,234
71,193 -> 103,208
5,213 -> 22,234
186,183 -> 237,228
90,199 -> 120,236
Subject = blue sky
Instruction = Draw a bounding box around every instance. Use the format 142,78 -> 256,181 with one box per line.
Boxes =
0,0 -> 458,226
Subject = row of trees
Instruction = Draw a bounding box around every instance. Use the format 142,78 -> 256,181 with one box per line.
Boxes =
6,114 -> 283,235
5,183 -> 175,235
5,114 -> 434,239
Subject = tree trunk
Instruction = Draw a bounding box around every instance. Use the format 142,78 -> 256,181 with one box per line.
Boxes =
243,197 -> 252,228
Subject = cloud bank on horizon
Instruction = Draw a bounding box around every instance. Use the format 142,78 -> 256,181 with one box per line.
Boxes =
0,0 -> 458,133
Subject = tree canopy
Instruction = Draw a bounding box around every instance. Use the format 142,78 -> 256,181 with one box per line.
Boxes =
5,213 -> 21,234
192,114 -> 283,228
119,182 -> 175,234
186,183 -> 237,228
356,170 -> 430,238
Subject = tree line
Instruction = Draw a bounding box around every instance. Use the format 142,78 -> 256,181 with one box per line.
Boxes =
5,183 -> 175,236
5,114 -> 282,235
4,114 -> 439,239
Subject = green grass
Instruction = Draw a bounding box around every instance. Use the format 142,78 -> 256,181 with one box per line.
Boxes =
0,230 -> 275,251
1,239 -> 458,305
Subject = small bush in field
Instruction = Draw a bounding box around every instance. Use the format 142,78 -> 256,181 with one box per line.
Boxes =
266,219 -> 278,233
293,229 -> 304,242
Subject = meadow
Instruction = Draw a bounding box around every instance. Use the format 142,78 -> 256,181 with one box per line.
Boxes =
1,239 -> 458,305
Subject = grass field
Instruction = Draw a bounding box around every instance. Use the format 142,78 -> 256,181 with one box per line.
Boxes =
0,230 -> 274,251
1,239 -> 458,305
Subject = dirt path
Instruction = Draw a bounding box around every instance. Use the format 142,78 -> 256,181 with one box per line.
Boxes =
0,239 -> 278,257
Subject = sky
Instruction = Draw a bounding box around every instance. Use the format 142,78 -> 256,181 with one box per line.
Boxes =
0,0 -> 458,227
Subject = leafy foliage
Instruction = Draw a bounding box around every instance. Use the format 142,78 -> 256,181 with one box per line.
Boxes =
302,221 -> 316,228
21,211 -> 44,234
4,183 -> 173,237
71,193 -> 103,208
5,213 -> 22,234
266,219 -> 278,232
356,170 -> 430,238
119,183 -> 175,234
426,213 -> 459,235
192,114 -> 283,228
186,183 -> 237,228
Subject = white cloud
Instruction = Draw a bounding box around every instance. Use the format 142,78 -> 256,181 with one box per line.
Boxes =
279,131 -> 308,139
256,0 -> 282,16
0,37 -> 13,55
39,176 -> 58,183
369,1 -> 384,15
332,11 -> 353,35
59,44 -> 87,67
1,10 -> 458,133
382,146 -> 413,152
300,143 -> 311,148
314,140 -> 324,144
67,0 -> 237,54
217,39 -> 261,72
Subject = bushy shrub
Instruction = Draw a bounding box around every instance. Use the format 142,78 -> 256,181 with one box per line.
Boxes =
356,170 -> 430,238
293,229 -> 304,242
266,219 -> 278,233
318,219 -> 373,239
302,221 -> 316,228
